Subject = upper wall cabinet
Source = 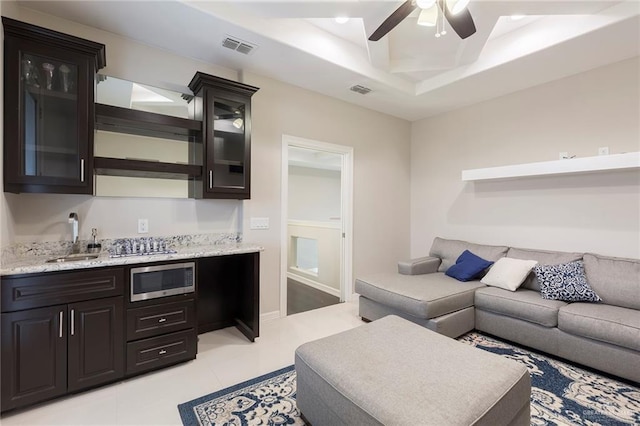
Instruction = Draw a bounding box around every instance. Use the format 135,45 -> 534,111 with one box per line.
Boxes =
188,72 -> 259,200
2,17 -> 106,194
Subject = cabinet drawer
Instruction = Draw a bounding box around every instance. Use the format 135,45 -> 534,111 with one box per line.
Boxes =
1,268 -> 125,312
126,329 -> 196,375
126,299 -> 195,341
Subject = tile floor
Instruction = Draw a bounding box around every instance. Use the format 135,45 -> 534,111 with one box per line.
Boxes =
1,299 -> 363,425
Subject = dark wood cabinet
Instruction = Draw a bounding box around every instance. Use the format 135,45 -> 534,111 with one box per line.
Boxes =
188,72 -> 259,199
67,297 -> 124,392
0,251 -> 259,412
1,306 -> 67,411
126,329 -> 197,375
0,269 -> 124,412
197,252 -> 260,341
2,17 -> 105,194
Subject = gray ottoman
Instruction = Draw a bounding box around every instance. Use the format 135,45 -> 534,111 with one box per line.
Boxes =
295,315 -> 531,426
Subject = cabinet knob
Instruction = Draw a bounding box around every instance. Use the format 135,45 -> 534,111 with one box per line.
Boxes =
159,349 -> 167,355
158,318 -> 167,323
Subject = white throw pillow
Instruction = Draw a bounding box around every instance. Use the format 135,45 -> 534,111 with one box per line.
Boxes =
480,257 -> 539,291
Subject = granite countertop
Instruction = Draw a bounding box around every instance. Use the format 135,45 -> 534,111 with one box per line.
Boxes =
0,243 -> 263,276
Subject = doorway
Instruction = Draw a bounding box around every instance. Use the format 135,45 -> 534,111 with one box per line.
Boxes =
280,135 -> 353,317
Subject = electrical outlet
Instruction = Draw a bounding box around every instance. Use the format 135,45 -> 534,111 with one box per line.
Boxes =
137,218 -> 149,234
250,217 -> 269,230
559,152 -> 568,160
598,147 -> 609,156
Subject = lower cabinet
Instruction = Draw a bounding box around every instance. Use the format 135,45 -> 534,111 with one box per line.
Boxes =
125,297 -> 197,376
1,296 -> 124,411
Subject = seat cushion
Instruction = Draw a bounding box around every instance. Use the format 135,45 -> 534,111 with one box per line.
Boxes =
429,237 -> 508,272
558,303 -> 640,352
355,272 -> 484,319
583,253 -> 640,310
475,287 -> 567,327
506,247 -> 583,291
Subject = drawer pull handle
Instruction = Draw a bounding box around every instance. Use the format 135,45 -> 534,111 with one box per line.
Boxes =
71,309 -> 75,336
59,311 -> 63,338
159,349 -> 167,355
158,318 -> 167,323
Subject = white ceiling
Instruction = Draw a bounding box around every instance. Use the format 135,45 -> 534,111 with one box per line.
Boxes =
19,0 -> 640,121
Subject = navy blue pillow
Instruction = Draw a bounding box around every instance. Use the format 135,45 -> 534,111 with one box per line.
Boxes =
445,250 -> 494,282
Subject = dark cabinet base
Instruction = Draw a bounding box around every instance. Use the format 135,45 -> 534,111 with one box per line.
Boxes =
197,252 -> 259,341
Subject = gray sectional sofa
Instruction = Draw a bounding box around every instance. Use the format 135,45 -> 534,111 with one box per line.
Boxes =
355,237 -> 640,383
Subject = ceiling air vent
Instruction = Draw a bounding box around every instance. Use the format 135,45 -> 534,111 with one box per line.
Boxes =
350,85 -> 372,95
222,36 -> 257,55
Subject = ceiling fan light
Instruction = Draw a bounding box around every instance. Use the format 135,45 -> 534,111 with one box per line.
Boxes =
446,0 -> 470,15
416,0 -> 436,9
417,6 -> 438,27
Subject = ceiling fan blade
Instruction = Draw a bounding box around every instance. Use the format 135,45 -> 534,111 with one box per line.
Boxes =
369,0 -> 417,41
443,3 -> 476,39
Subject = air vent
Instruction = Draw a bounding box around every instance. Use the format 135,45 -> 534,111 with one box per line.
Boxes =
222,36 -> 257,55
350,85 -> 372,95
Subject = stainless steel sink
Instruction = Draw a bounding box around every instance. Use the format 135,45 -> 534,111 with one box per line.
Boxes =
45,254 -> 100,263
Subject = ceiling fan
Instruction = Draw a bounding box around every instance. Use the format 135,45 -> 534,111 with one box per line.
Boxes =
369,0 -> 476,41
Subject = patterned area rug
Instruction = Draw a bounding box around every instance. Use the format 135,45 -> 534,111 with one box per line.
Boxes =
178,332 -> 640,426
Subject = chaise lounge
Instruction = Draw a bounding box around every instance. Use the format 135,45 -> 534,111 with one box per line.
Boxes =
355,237 -> 640,383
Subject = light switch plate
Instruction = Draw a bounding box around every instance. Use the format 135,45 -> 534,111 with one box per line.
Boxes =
250,217 -> 269,230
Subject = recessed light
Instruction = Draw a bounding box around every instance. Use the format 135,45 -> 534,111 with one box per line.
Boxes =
510,14 -> 525,21
335,16 -> 349,24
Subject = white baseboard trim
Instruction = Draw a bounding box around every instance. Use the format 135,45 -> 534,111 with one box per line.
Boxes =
288,272 -> 341,298
260,310 -> 281,323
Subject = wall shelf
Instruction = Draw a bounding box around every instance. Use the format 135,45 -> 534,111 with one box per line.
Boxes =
94,157 -> 202,180
95,103 -> 201,142
461,152 -> 640,182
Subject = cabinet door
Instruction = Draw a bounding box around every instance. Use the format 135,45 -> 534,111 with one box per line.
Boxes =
2,17 -> 105,194
67,297 -> 124,392
1,306 -> 67,411
205,92 -> 252,199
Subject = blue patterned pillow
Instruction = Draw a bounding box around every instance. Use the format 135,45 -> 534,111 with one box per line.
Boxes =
533,261 -> 601,302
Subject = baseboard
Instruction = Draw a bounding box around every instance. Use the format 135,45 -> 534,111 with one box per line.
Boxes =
287,272 -> 341,298
260,310 -> 281,323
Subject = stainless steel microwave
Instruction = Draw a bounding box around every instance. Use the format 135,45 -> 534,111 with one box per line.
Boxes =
130,262 -> 195,302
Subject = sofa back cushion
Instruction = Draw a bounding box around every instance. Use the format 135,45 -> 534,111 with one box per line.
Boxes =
429,238 -> 508,273
583,253 -> 640,310
507,247 -> 583,291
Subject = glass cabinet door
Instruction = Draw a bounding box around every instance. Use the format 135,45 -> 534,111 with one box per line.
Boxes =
21,53 -> 82,181
209,97 -> 248,191
2,17 -> 105,194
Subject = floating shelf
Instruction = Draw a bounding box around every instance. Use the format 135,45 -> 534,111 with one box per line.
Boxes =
94,157 -> 202,180
461,152 -> 640,182
95,103 -> 202,142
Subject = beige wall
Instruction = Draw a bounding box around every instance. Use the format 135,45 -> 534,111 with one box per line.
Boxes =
1,7 -> 412,316
288,166 -> 341,221
411,57 -> 640,259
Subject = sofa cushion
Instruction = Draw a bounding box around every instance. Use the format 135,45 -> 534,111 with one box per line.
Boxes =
430,237 -> 508,273
355,272 -> 484,320
534,261 -> 601,303
506,247 -> 583,291
583,253 -> 640,310
558,303 -> 640,352
481,257 -> 538,291
445,250 -> 493,282
475,287 -> 567,327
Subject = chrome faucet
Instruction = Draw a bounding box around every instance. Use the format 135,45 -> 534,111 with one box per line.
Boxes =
68,212 -> 79,253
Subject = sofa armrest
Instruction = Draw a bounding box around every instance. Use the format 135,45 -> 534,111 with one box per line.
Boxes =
398,256 -> 442,275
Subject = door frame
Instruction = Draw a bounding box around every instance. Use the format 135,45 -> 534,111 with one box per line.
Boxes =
280,135 -> 354,317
